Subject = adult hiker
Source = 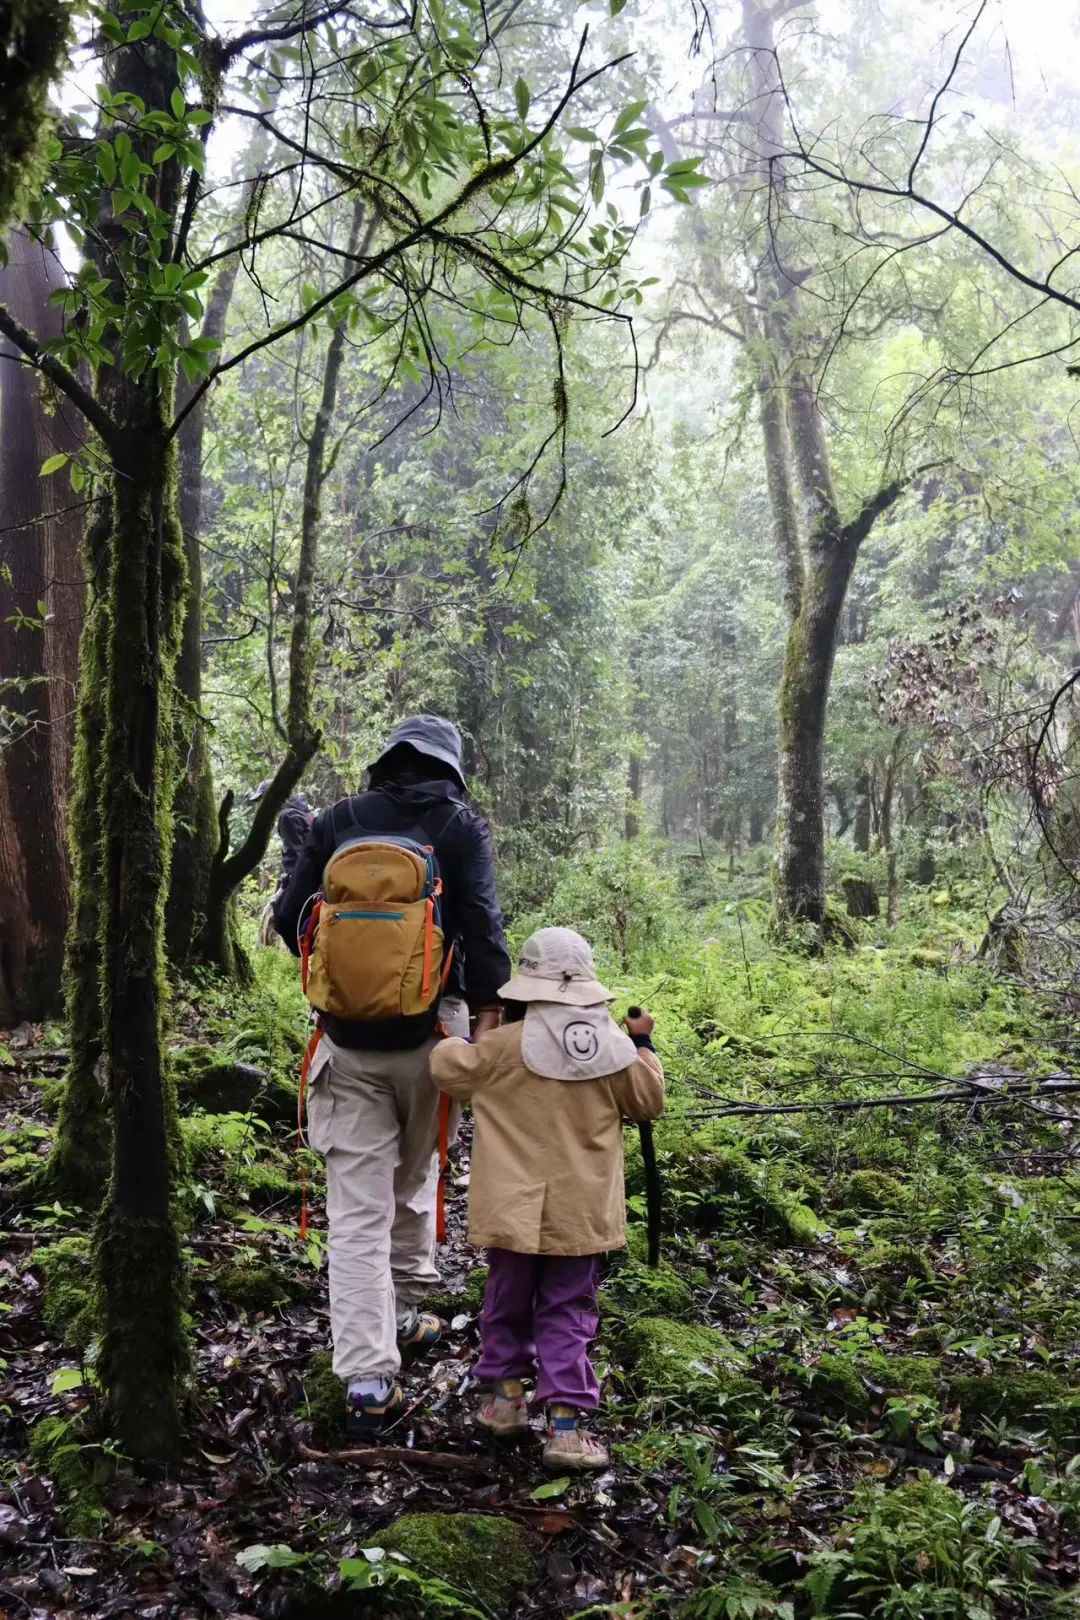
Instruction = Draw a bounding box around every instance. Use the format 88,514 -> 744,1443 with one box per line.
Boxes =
273,716 -> 510,1437
430,927 -> 664,1470
248,782 -> 316,947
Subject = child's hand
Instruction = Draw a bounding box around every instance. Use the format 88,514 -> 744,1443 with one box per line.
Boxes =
624,1005 -> 654,1037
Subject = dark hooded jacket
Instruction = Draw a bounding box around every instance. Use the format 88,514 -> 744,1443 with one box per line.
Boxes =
273,777 -> 510,1050
276,796 -> 314,886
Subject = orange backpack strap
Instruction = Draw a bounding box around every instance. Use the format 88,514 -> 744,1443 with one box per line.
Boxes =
299,897 -> 322,994
297,1024 -> 324,1242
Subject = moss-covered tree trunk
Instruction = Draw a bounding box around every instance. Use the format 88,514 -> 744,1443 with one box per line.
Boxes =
50,504 -> 112,1207
775,546 -> 858,927
166,255 -> 245,971
93,407 -> 188,1461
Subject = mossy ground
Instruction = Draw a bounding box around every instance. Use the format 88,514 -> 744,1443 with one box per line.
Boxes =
380,1512 -> 535,1611
28,1416 -> 110,1539
34,1235 -> 97,1352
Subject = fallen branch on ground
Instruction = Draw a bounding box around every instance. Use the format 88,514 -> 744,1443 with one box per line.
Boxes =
297,1440 -> 500,1476
683,1075 -> 1080,1121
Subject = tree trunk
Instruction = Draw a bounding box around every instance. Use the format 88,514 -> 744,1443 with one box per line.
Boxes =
93,415 -> 188,1462
0,231 -> 83,1023
775,545 -> 858,927
625,751 -> 642,840
50,503 -> 111,1207
853,771 -> 872,852
166,158 -> 261,972
880,737 -> 903,927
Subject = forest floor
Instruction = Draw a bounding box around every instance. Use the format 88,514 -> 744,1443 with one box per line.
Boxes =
4,880 -> 1080,1619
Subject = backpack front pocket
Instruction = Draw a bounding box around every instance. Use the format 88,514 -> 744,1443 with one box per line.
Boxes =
308,900 -> 435,1019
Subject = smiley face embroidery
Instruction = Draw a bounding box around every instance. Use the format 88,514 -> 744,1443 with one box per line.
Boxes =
562,1021 -> 599,1063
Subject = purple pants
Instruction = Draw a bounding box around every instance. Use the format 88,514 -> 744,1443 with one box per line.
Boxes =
473,1248 -> 601,1410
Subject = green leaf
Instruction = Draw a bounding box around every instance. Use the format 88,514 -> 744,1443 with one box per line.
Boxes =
514,77 -> 530,120
565,127 -> 598,144
610,0 -> 628,12
126,17 -> 151,40
40,453 -> 69,476
613,99 -> 648,137
235,1544 -> 311,1574
50,1366 -> 84,1394
96,142 -> 116,185
530,1476 -> 571,1500
170,87 -> 185,119
639,185 -> 651,217
152,143 -> 176,164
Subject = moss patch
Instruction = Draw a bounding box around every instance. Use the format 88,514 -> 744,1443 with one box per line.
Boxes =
171,1044 -> 294,1122
949,1371 -> 1080,1436
231,1159 -> 301,1207
425,1266 -> 488,1318
302,1351 -> 345,1444
380,1512 -> 535,1611
628,1316 -> 758,1413
601,1258 -> 695,1319
35,1236 -> 97,1352
860,1353 -> 942,1397
214,1258 -> 301,1313
792,1352 -> 868,1415
28,1416 -> 109,1539
842,1170 -> 910,1211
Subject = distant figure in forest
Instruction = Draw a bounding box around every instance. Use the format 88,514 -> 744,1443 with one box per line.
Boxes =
431,927 -> 664,1470
274,716 -> 510,1437
249,783 -> 316,947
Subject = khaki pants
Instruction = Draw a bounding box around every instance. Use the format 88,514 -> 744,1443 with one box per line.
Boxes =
305,998 -> 468,1380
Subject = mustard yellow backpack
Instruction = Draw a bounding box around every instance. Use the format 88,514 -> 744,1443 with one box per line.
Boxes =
299,835 -> 448,1021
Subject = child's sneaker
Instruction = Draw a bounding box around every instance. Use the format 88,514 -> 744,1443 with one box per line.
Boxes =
396,1311 -> 443,1360
476,1379 -> 529,1437
345,1379 -> 404,1440
543,1405 -> 609,1471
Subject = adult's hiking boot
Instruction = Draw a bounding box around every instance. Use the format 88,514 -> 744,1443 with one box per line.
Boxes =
543,1405 -> 609,1472
345,1381 -> 404,1441
396,1311 -> 443,1361
476,1379 -> 529,1437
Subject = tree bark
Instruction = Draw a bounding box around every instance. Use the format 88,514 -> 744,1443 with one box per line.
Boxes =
733,0 -> 913,933
0,231 -> 84,1022
166,137 -> 269,971
853,771 -> 872,852
165,274 -> 242,969
625,751 -> 642,840
880,736 -> 903,927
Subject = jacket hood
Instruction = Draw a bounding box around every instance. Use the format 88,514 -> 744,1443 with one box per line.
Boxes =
377,779 -> 467,815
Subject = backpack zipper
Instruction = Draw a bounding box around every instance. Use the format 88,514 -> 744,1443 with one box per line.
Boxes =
331,909 -> 405,921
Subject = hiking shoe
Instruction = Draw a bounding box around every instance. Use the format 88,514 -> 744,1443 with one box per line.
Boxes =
345,1382 -> 404,1440
397,1311 -> 443,1360
476,1379 -> 529,1437
544,1406 -> 609,1472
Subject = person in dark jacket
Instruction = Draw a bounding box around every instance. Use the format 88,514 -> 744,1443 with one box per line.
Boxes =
249,784 -> 315,948
273,715 -> 510,1438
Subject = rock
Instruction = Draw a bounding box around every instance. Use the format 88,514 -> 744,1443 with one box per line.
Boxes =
0,1502 -> 29,1542
380,1512 -> 536,1613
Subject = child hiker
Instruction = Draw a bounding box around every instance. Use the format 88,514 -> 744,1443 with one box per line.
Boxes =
430,926 -> 664,1471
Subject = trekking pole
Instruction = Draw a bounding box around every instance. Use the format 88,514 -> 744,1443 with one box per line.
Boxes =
627,1007 -> 661,1269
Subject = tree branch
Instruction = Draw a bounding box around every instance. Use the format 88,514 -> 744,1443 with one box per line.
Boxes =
0,304 -> 118,451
